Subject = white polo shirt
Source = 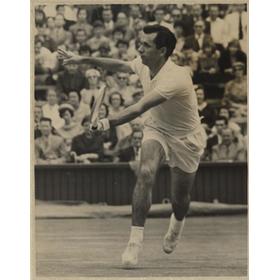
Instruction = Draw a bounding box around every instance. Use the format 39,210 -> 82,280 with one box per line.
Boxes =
128,56 -> 201,137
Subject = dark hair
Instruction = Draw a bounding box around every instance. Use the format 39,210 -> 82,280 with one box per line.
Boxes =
40,117 -> 52,125
79,45 -> 91,55
174,20 -> 185,29
93,20 -> 105,28
112,27 -> 125,36
227,39 -> 241,50
69,91 -> 81,102
116,39 -> 129,48
59,108 -> 74,118
195,84 -> 205,92
143,24 -> 176,59
81,115 -> 91,126
100,103 -> 109,117
109,91 -> 124,106
215,116 -> 228,125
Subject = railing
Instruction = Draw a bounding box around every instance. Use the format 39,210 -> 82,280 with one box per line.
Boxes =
34,162 -> 247,205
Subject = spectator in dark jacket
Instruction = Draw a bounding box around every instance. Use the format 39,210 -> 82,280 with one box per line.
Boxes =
56,62 -> 87,101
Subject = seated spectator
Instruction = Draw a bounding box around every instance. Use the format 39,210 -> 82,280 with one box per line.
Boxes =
78,45 -> 92,74
195,85 -> 216,128
36,21 -> 57,52
108,91 -> 132,142
110,27 -> 125,52
112,39 -> 131,61
35,8 -> 46,27
71,115 -> 104,163
174,20 -> 186,52
118,129 -> 143,162
184,20 -> 213,52
98,103 -> 118,161
80,69 -> 105,105
211,127 -> 246,161
128,5 -> 143,29
115,12 -> 135,42
56,103 -> 83,140
148,5 -> 174,33
48,14 -> 72,49
68,91 -> 91,125
34,105 -> 43,139
102,8 -> 114,37
218,39 -> 247,74
87,21 -> 110,53
223,62 -> 247,108
92,41 -> 113,59
69,28 -> 88,53
198,42 -> 219,74
69,8 -> 93,38
56,61 -> 87,101
42,88 -> 64,130
35,37 -> 56,74
35,117 -> 67,164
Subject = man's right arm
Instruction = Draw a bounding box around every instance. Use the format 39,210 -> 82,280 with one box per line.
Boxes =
57,48 -> 133,73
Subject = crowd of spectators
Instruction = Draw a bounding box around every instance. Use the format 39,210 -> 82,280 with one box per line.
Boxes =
34,4 -> 248,164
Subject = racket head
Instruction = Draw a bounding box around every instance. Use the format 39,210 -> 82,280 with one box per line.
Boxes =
90,85 -> 106,126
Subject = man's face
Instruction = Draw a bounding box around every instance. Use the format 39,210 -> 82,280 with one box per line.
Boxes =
47,17 -> 55,29
154,9 -> 165,23
219,108 -> 229,119
56,6 -> 65,15
65,63 -> 78,74
131,131 -> 143,148
196,89 -> 205,104
117,13 -> 128,27
78,9 -> 87,22
118,43 -> 128,54
192,5 -> 202,17
34,106 -> 42,123
130,5 -> 141,18
113,31 -> 124,42
102,10 -> 113,22
55,15 -> 65,28
94,26 -> 104,37
40,120 -> 52,136
68,92 -> 80,107
222,129 -> 233,146
194,21 -> 204,35
138,32 -> 163,66
76,30 -> 87,43
110,93 -> 122,108
215,120 -> 226,135
172,9 -> 182,21
116,73 -> 128,86
209,6 -> 219,20
46,89 -> 57,105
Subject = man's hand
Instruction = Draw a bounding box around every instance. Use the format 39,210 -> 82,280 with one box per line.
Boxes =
89,119 -> 110,132
57,48 -> 83,65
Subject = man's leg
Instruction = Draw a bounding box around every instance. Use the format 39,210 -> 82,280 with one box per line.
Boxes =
122,140 -> 165,266
163,167 -> 196,254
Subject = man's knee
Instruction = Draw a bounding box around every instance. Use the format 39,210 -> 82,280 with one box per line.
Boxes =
137,163 -> 157,186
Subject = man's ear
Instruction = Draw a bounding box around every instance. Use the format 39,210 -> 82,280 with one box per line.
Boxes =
160,46 -> 167,58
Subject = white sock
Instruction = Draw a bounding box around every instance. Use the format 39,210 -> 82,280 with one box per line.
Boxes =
169,213 -> 185,234
128,226 -> 144,244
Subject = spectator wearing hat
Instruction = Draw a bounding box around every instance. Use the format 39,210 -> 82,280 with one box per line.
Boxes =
69,8 -> 93,38
56,103 -> 83,140
48,14 -> 73,49
211,127 -> 246,162
218,39 -> 247,75
184,20 -> 213,52
80,69 -> 105,105
87,21 -> 110,53
223,62 -> 247,107
56,61 -> 87,101
35,117 -> 67,164
71,115 -> 105,163
68,91 -> 91,125
42,88 -> 64,130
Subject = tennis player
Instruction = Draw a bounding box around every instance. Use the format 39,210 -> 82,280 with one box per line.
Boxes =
58,25 -> 206,267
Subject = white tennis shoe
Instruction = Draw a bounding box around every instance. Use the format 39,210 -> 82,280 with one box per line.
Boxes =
121,242 -> 142,267
163,214 -> 185,254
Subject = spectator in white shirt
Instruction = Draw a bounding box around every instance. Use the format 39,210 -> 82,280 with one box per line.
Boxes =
42,89 -> 64,129
224,4 -> 248,53
206,5 -> 229,50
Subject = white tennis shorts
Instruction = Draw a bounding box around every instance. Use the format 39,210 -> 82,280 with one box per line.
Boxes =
142,125 -> 207,173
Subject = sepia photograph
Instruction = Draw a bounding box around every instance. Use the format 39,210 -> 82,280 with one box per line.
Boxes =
32,1 -> 248,279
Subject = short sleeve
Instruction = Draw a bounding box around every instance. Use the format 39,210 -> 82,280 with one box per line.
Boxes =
127,56 -> 143,76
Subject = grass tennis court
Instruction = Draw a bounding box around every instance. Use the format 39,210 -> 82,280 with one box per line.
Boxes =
35,215 -> 247,278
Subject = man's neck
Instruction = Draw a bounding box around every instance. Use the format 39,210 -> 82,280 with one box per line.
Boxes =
148,58 -> 167,79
